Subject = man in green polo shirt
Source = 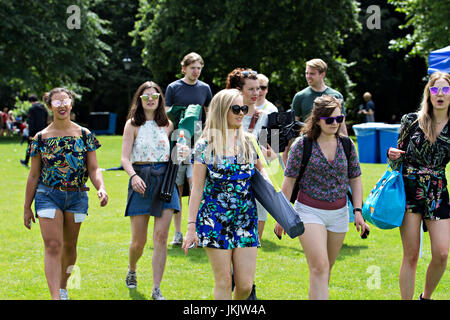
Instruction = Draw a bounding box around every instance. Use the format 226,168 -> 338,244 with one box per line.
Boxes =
291,58 -> 348,135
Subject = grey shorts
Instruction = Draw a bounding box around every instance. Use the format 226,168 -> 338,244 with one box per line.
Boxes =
175,163 -> 193,186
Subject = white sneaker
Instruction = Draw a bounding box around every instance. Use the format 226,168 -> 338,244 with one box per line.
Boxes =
151,287 -> 166,300
171,232 -> 183,245
59,288 -> 69,300
126,270 -> 137,289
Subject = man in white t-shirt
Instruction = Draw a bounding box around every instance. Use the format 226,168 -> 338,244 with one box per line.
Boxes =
256,74 -> 278,114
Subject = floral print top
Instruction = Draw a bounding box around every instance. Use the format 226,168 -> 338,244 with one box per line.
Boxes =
285,135 -> 361,202
388,113 -> 449,219
131,120 -> 170,163
192,140 -> 258,249
30,130 -> 101,188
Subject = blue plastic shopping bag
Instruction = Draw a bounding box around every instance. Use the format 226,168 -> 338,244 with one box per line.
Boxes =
362,165 -> 406,229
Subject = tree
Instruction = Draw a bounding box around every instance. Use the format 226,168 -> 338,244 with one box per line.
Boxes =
132,0 -> 361,109
388,0 -> 450,59
0,0 -> 110,104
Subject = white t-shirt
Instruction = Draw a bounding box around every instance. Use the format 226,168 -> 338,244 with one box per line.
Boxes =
256,99 -> 278,114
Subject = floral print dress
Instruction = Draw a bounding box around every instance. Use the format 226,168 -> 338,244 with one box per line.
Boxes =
193,141 -> 258,249
389,113 -> 449,220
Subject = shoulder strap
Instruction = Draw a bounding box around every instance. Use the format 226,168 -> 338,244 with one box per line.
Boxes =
81,128 -> 88,146
290,136 -> 312,203
339,136 -> 352,163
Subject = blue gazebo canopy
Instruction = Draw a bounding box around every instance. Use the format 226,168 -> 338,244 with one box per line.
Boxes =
428,45 -> 450,74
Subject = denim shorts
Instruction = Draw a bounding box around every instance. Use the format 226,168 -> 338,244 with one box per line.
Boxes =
34,183 -> 89,223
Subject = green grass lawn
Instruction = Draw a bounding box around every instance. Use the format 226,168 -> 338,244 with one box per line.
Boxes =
0,135 -> 448,300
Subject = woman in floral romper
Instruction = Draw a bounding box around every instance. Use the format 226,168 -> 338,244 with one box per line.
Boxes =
388,71 -> 449,300
183,88 -> 268,300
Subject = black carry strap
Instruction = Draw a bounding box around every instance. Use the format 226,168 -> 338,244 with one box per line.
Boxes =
289,135 -> 353,203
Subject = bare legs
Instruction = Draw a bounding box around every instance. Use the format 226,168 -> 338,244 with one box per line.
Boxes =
299,224 -> 346,300
128,209 -> 173,289
39,211 -> 82,300
399,211 -> 449,299
205,247 -> 257,300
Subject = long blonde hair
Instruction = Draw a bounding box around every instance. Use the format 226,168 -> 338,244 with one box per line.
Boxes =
418,72 -> 450,143
200,89 -> 255,165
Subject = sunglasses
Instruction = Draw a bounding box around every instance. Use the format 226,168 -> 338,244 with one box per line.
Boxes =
429,86 -> 450,95
242,70 -> 257,77
260,85 -> 268,90
320,115 -> 345,125
231,104 -> 249,115
51,98 -> 71,108
140,93 -> 160,101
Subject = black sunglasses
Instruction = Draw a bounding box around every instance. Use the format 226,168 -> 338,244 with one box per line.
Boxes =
320,115 -> 344,125
231,104 -> 249,115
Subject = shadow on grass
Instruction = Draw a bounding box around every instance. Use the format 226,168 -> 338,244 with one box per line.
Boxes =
259,239 -> 303,253
128,288 -> 147,300
0,137 -> 23,145
337,243 -> 369,259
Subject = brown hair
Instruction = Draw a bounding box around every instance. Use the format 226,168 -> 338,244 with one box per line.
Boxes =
301,95 -> 342,141
418,71 -> 450,143
127,81 -> 168,127
181,52 -> 204,68
306,58 -> 328,74
225,68 -> 258,89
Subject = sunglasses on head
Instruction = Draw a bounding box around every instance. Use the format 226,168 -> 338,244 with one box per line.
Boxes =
320,115 -> 344,125
51,98 -> 71,108
242,70 -> 257,77
231,104 -> 249,115
140,93 -> 160,101
429,86 -> 450,95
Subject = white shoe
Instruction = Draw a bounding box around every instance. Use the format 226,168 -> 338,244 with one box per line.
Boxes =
126,270 -> 137,289
151,287 -> 166,300
171,232 -> 183,245
59,288 -> 69,300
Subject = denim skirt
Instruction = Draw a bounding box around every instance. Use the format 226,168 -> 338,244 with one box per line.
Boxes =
125,163 -> 180,217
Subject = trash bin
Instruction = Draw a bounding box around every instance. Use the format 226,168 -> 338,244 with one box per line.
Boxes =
378,124 -> 401,163
88,112 -> 117,135
352,123 -> 384,163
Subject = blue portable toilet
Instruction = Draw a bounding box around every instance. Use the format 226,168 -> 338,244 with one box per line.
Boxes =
378,124 -> 401,163
352,123 -> 384,163
428,46 -> 450,74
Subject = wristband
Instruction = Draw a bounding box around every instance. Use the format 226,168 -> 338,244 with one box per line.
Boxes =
130,173 -> 138,180
187,221 -> 196,225
353,208 -> 362,213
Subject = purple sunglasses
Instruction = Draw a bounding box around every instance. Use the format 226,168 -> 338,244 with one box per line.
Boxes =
320,115 -> 344,125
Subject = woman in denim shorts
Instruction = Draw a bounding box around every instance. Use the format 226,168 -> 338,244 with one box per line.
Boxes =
121,81 -> 181,300
23,88 -> 108,300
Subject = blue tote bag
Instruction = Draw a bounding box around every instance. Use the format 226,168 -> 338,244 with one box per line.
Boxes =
362,165 -> 406,229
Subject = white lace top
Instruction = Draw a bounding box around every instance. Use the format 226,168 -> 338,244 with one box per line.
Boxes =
131,120 -> 170,163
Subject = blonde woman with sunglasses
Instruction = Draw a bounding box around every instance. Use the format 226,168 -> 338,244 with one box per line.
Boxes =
23,88 -> 108,299
388,71 -> 450,300
121,81 -> 182,300
276,95 -> 368,300
183,89 -> 268,300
